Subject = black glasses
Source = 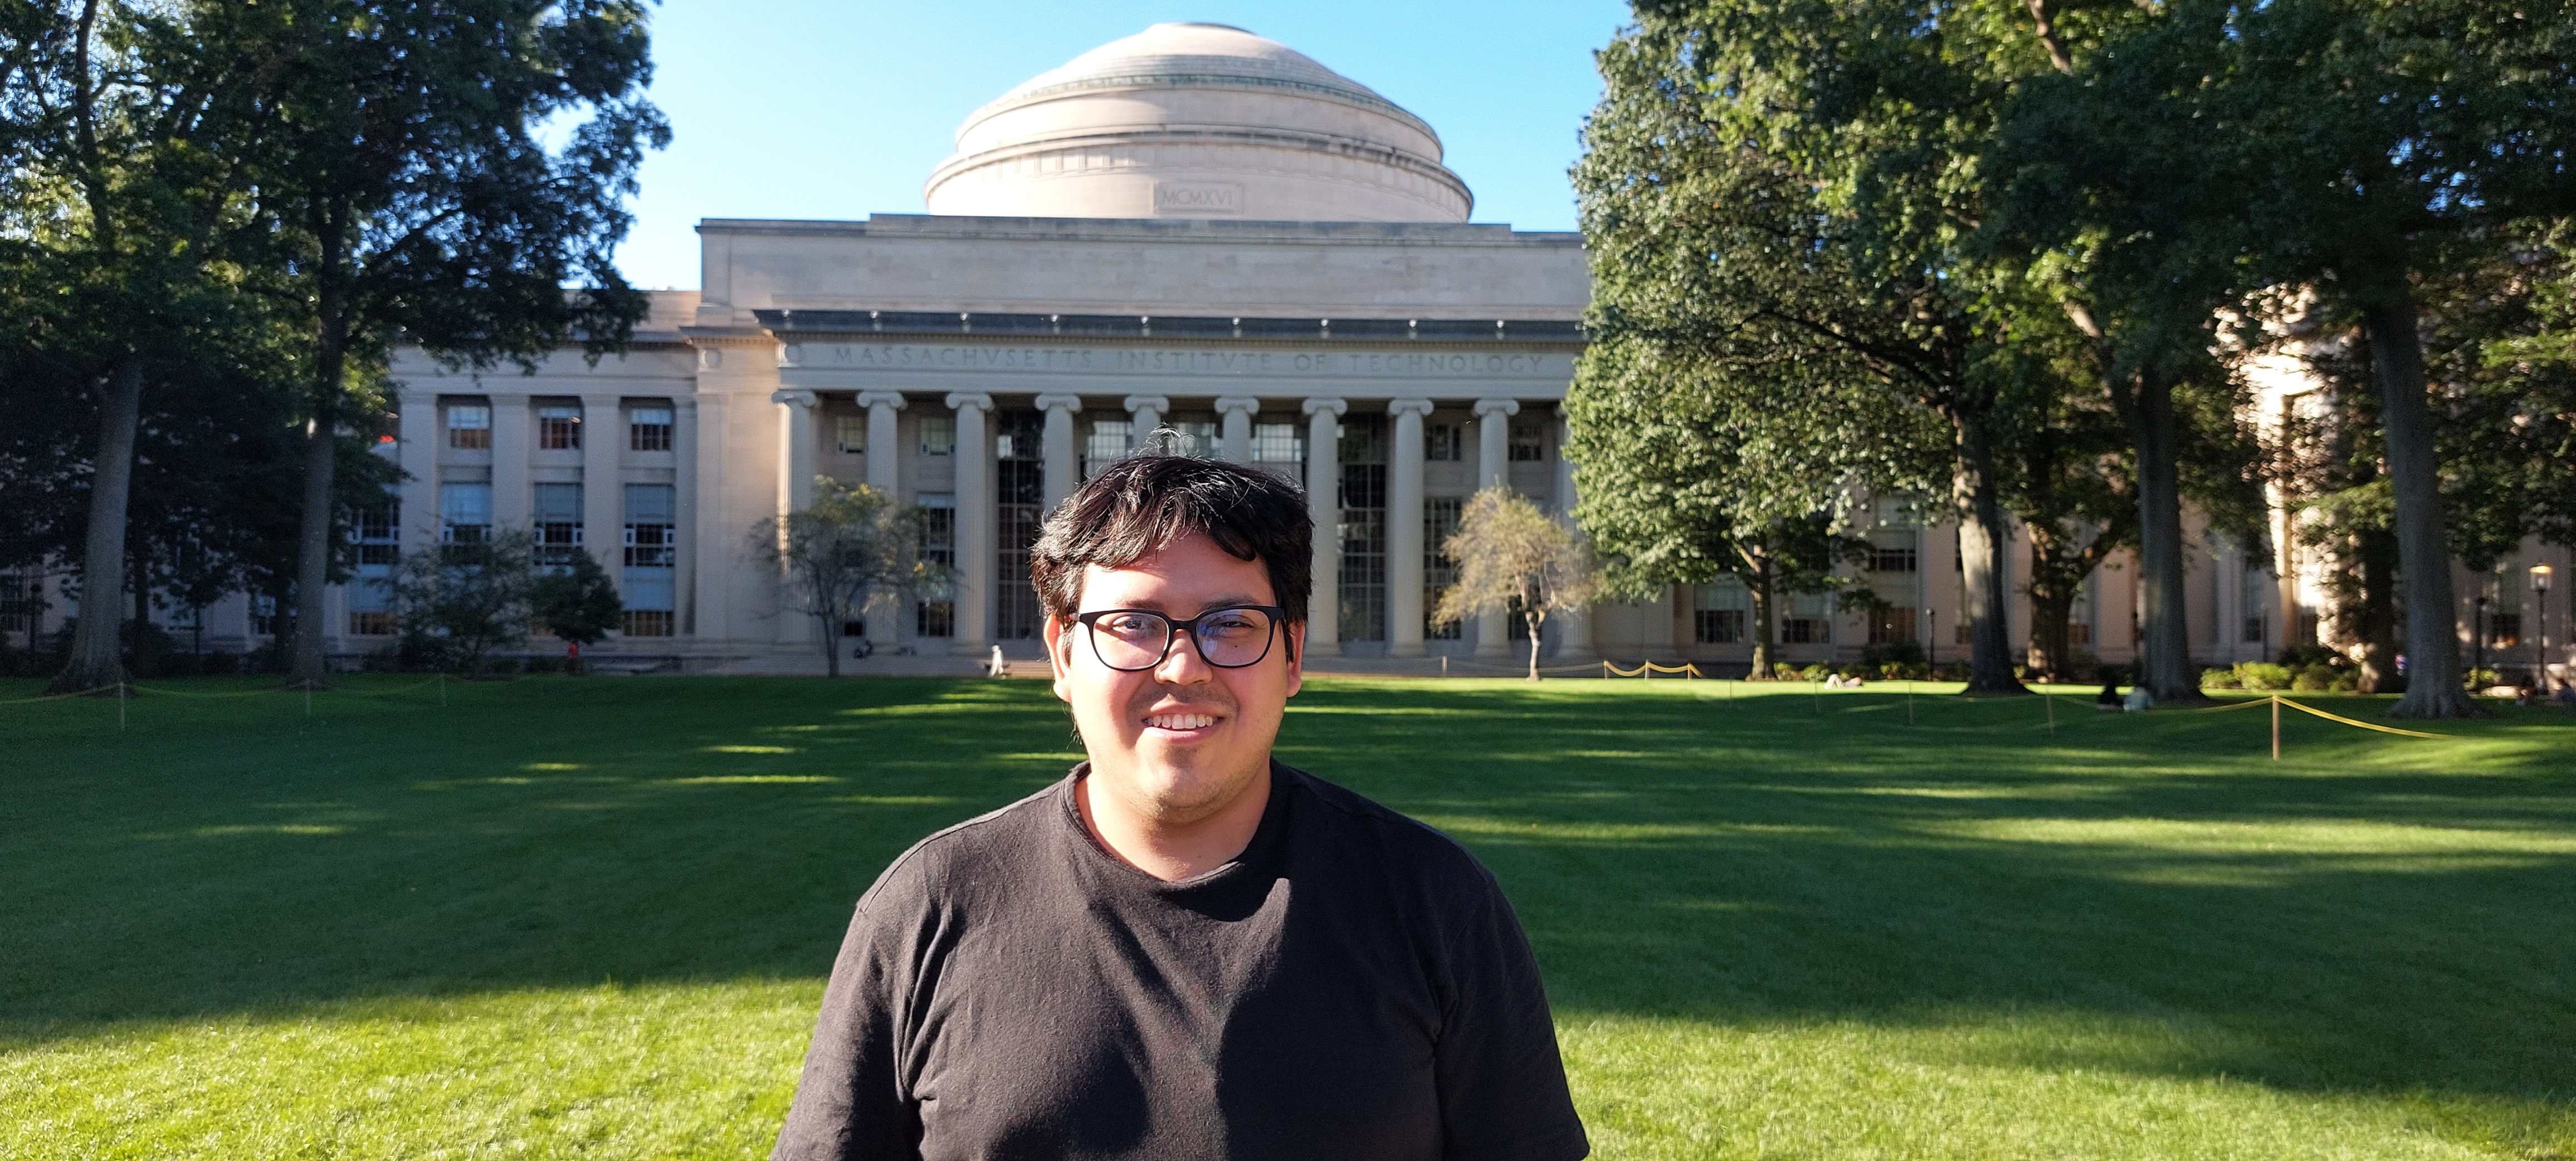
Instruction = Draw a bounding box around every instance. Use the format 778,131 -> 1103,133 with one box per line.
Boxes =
1073,606 -> 1287,671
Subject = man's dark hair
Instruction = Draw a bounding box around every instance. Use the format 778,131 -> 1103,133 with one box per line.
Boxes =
1030,452 -> 1313,626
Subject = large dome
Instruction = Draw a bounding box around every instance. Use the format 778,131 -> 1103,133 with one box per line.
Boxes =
923,23 -> 1472,222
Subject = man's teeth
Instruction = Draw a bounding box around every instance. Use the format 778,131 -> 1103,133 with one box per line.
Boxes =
1146,714 -> 1216,730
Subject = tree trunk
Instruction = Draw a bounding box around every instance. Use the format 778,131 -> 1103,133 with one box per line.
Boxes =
51,356 -> 144,694
1525,610 -> 1544,680
2363,296 -> 2476,718
2353,528 -> 2401,694
822,606 -> 841,677
291,211 -> 351,691
2128,369 -> 2201,703
2027,579 -> 2077,682
1953,418 -> 2027,695
1743,549 -> 1777,679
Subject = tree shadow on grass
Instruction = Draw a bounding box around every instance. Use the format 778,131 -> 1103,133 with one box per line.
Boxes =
4,677 -> 2573,1142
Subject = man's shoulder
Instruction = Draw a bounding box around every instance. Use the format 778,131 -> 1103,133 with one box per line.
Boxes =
1276,763 -> 1496,887
856,777 -> 1065,911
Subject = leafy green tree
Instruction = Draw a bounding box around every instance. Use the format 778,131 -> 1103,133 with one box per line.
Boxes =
2008,0 -> 2576,716
752,478 -> 952,677
2,1 -> 280,692
391,529 -> 536,677
1432,486 -> 1600,680
531,550 -> 623,667
260,0 -> 667,689
1574,21 -> 2045,692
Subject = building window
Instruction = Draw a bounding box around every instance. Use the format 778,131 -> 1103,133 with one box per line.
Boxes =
1251,421 -> 1303,465
536,403 -> 582,450
835,413 -> 866,454
1867,544 -> 1919,573
2072,622 -> 2094,644
446,402 -> 491,450
917,493 -> 955,637
995,412 -> 1045,640
2491,613 -> 2522,648
350,501 -> 399,566
1426,423 -> 1462,462
0,572 -> 38,638
1508,422 -> 1546,462
1694,576 -> 1749,643
630,405 -> 673,452
438,482 -> 492,544
622,484 -> 676,567
533,482 -> 583,569
1161,413 -> 1219,458
1426,497 -> 1462,640
1783,591 -> 1831,644
1867,606 -> 1917,644
348,610 -> 398,637
1083,416 -> 1131,479
624,611 -> 674,637
919,414 -> 954,456
1338,416 -> 1387,642
253,593 -> 282,637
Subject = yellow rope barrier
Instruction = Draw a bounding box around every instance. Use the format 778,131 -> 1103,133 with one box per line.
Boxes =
2273,695 -> 2458,739
0,684 -> 120,705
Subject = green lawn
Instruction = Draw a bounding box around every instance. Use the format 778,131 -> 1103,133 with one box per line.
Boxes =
3,675 -> 2572,1159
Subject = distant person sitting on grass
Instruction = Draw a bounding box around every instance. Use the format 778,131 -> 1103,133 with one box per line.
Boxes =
2096,671 -> 2123,713
772,452 -> 1589,1161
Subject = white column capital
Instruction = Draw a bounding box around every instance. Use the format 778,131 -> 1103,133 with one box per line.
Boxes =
770,388 -> 819,409
854,390 -> 908,411
1388,398 -> 1437,418
1472,398 -> 1522,418
1121,394 -> 1170,416
944,392 -> 994,414
1214,395 -> 1262,417
1034,392 -> 1085,413
1301,397 -> 1348,417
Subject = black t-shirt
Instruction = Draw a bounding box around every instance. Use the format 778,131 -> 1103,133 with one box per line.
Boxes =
773,760 -> 1589,1161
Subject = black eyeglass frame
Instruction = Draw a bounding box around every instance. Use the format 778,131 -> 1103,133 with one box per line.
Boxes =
1071,605 -> 1294,671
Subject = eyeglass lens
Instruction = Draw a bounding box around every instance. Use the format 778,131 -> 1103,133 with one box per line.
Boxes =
1087,608 -> 1277,671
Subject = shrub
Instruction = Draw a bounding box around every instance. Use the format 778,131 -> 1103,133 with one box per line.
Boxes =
2237,662 -> 2294,691
2201,667 -> 2241,690
2292,665 -> 2334,691
1773,662 -> 1801,681
1861,641 -> 1926,670
2465,667 -> 2502,690
2277,643 -> 2349,670
523,655 -> 562,675
2328,670 -> 2360,692
1798,663 -> 1829,683
1936,661 -> 1972,682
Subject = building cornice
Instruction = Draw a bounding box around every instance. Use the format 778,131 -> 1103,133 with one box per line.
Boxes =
696,214 -> 1580,249
752,309 -> 1582,348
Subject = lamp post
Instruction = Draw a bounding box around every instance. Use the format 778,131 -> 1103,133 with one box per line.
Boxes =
2534,563 -> 2555,692
2472,574 -> 2492,690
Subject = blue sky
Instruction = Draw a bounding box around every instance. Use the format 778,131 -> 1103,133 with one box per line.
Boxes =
612,0 -> 1635,289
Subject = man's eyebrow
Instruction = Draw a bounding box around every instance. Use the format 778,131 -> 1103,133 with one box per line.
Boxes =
1092,594 -> 1270,614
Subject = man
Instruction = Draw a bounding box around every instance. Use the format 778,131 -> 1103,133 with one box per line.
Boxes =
773,453 -> 1588,1161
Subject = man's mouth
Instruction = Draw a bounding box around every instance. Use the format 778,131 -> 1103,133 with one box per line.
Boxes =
1143,713 -> 1219,731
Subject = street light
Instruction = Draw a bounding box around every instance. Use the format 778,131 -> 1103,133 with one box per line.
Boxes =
2535,563 -> 2556,692
2473,573 -> 2495,690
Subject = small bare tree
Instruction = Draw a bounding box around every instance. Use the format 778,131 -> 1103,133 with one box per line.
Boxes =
1434,486 -> 1601,680
751,477 -> 953,676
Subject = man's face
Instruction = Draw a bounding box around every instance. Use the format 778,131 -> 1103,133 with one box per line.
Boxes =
1045,530 -> 1304,826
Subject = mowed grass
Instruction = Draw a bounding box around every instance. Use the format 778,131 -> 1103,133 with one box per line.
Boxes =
2,675 -> 2572,1160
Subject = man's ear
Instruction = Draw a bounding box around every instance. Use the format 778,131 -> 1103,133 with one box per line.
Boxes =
1284,619 -> 1305,699
1043,615 -> 1076,704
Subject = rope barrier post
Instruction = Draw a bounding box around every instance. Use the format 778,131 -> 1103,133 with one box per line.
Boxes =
118,681 -> 127,733
2046,689 -> 2056,735
2272,695 -> 2280,762
1908,685 -> 1915,726
1812,679 -> 1820,714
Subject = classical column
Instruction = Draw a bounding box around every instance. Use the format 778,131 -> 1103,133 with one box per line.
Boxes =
1552,403 -> 1592,659
1471,398 -> 1521,657
1388,399 -> 1434,658
1037,393 -> 1083,508
581,393 -> 623,596
1216,396 -> 1260,462
689,393 -> 726,643
851,391 -> 906,650
490,392 -> 531,531
674,397 -> 700,638
396,391 -> 437,555
1302,398 -> 1346,656
772,389 -> 821,648
772,388 -> 821,516
1473,398 -> 1519,488
856,390 -> 906,492
1124,394 -> 1168,450
948,392 -> 995,654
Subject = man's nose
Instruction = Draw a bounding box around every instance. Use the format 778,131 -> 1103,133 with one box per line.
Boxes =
1155,627 -> 1214,684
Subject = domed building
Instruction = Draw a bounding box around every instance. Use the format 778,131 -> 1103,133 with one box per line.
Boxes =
362,25 -> 1629,673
